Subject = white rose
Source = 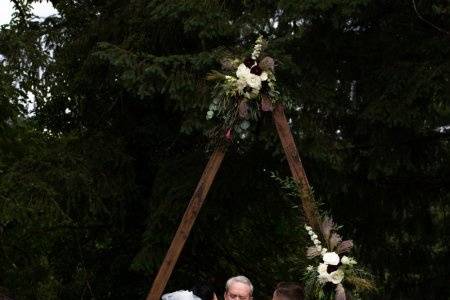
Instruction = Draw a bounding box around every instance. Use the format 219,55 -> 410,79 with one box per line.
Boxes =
329,269 -> 345,284
316,245 -> 322,252
323,252 -> 340,265
312,234 -> 318,240
313,239 -> 321,245
305,225 -> 312,231
245,73 -> 262,90
260,71 -> 268,81
236,64 -> 250,78
321,248 -> 328,255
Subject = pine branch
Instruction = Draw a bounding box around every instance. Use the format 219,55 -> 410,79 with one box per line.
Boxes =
411,0 -> 450,35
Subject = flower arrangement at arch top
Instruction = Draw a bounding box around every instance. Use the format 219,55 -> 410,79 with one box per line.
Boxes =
206,36 -> 279,145
303,217 -> 375,300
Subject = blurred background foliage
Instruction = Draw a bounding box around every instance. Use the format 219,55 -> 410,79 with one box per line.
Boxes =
0,0 -> 449,299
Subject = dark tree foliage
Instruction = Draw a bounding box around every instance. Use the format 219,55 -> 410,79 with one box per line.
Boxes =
0,0 -> 449,299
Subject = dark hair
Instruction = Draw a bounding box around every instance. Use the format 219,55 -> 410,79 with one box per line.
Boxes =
274,282 -> 304,300
192,283 -> 215,300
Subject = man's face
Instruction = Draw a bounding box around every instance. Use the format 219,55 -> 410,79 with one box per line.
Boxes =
224,282 -> 252,300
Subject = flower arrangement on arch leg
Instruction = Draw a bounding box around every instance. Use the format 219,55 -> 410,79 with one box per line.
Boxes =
303,217 -> 376,300
270,173 -> 376,299
206,36 -> 280,146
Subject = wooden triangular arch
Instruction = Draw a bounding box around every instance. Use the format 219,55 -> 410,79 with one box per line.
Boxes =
146,104 -> 320,300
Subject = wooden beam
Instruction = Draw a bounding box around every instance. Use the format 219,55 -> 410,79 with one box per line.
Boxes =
272,104 -> 321,232
146,147 -> 226,300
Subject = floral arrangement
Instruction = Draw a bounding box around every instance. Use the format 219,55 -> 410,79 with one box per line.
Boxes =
206,36 -> 280,145
303,218 -> 375,300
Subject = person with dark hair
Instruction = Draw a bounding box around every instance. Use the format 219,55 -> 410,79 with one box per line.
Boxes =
192,283 -> 217,300
272,282 -> 304,300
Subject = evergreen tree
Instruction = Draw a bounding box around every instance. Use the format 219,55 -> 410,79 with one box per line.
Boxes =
0,0 -> 449,299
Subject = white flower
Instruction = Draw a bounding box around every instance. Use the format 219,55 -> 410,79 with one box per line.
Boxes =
312,234 -> 318,240
245,73 -> 262,90
340,256 -> 349,265
315,245 -> 322,252
206,111 -> 214,120
323,252 -> 340,265
329,269 -> 345,284
240,120 -> 250,130
341,256 -> 357,265
225,75 -> 237,83
317,266 -> 331,284
306,265 -> 314,272
321,247 -> 328,255
252,38 -> 263,58
313,239 -> 321,245
317,263 -> 345,285
305,225 -> 312,231
236,64 -> 250,78
308,230 -> 314,236
260,71 -> 268,81
318,273 -> 330,284
236,78 -> 247,93
317,263 -> 328,275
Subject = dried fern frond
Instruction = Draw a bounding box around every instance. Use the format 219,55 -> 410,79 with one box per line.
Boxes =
321,216 -> 334,242
329,232 -> 342,250
206,70 -> 227,81
337,240 -> 353,254
345,275 -> 377,292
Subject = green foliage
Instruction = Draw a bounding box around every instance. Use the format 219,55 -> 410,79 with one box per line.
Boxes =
0,0 -> 449,299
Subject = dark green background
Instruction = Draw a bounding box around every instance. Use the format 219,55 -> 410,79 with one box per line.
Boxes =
0,1 -> 449,299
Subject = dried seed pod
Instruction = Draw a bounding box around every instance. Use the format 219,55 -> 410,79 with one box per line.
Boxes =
259,56 -> 275,72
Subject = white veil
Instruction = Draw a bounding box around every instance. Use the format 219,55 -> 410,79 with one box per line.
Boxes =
161,290 -> 201,300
